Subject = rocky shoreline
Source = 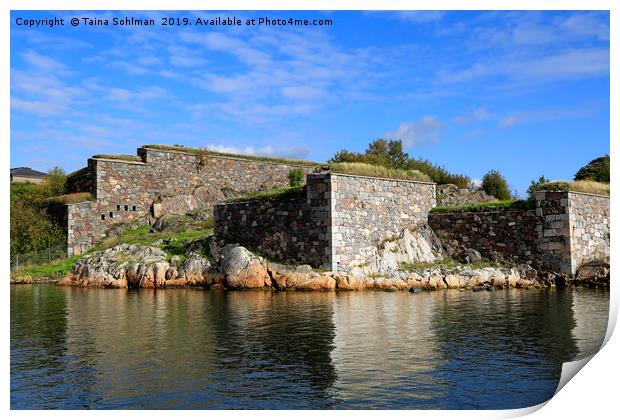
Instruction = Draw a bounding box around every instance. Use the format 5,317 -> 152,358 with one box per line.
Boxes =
53,240 -> 610,292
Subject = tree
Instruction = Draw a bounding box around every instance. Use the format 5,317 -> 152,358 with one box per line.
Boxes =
481,170 -> 512,200
574,155 -> 610,182
527,175 -> 550,202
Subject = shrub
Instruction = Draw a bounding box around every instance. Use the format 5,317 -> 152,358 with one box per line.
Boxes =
481,170 -> 512,200
574,155 -> 610,182
288,168 -> 305,187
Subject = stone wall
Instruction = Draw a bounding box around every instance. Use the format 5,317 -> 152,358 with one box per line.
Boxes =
213,195 -> 330,267
62,147 -> 315,255
330,174 -> 436,272
429,191 -> 610,275
536,190 -> 610,274
568,192 -> 610,271
428,210 -> 540,266
214,173 -> 436,272
436,184 -> 496,207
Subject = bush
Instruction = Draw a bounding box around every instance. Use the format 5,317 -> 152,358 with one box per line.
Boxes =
288,168 -> 305,187
10,168 -> 68,256
574,155 -> 610,182
481,170 -> 512,200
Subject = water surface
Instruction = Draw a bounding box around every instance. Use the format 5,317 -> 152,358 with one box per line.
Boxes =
10,285 -> 609,409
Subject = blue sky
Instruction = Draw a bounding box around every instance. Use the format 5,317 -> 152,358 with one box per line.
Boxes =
10,10 -> 609,196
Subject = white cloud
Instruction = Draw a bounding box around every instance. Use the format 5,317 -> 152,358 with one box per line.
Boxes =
384,116 -> 445,146
453,106 -> 490,124
205,144 -> 310,160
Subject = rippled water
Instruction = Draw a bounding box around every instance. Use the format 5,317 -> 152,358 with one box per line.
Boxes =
10,285 -> 609,409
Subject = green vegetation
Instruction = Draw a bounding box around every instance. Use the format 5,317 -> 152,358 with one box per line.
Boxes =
327,162 -> 432,182
228,186 -> 306,203
288,168 -> 305,187
539,180 -> 610,196
13,256 -> 80,280
430,200 -> 534,213
574,155 -> 610,182
329,139 -> 470,187
92,223 -> 213,255
48,192 -> 94,205
11,167 -> 68,256
481,170 -> 512,200
526,175 -> 550,202
143,144 -> 322,166
92,154 -> 143,162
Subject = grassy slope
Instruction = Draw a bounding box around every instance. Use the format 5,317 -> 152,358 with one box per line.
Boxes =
13,224 -> 214,280
430,200 -> 534,213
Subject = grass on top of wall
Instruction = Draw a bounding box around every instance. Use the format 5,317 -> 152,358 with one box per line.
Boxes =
92,154 -> 143,162
227,186 -> 306,203
326,162 -> 432,182
430,199 -> 534,214
539,180 -> 610,196
142,144 -> 323,166
47,192 -> 95,205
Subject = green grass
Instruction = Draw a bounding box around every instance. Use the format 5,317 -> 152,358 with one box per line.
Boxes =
430,199 -> 534,213
142,144 -> 322,166
91,224 -> 213,255
92,154 -> 143,162
15,223 -> 214,281
227,186 -> 306,203
327,162 -> 432,182
539,180 -> 609,196
48,192 -> 95,205
12,255 -> 80,280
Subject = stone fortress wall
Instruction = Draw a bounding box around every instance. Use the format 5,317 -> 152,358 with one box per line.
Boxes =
59,147 -> 315,256
214,173 -> 436,272
59,145 -> 610,276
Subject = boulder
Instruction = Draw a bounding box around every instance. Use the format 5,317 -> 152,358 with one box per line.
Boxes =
456,248 -> 482,264
221,246 -> 270,289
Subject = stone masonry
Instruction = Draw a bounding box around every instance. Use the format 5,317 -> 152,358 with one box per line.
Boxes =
215,173 -> 436,272
60,147 -> 315,256
536,190 -> 610,274
428,209 -> 540,266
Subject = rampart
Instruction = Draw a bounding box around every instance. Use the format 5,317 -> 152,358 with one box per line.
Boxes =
214,173 -> 437,272
60,147 -> 315,256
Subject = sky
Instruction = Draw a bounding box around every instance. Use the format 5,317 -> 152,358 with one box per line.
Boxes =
10,10 -> 610,196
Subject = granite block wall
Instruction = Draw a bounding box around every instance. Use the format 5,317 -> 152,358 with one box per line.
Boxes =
428,210 -> 540,266
62,147 -> 315,255
330,174 -> 436,272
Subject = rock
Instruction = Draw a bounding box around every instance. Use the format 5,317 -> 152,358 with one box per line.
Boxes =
170,255 -> 182,267
517,264 -> 537,280
221,246 -> 270,289
444,274 -> 461,288
178,252 -> 213,286
456,248 -> 482,264
575,261 -> 610,284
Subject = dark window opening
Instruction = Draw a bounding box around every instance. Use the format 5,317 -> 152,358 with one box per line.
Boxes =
101,214 -> 105,220
117,205 -> 121,211
109,212 -> 114,218
132,206 -> 137,211
124,205 -> 129,211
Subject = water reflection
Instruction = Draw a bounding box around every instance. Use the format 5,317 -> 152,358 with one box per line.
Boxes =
10,286 -> 609,409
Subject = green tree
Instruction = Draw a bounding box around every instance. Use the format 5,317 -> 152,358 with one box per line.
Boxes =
574,155 -> 610,182
481,170 -> 512,200
526,175 -> 550,202
10,167 -> 68,256
288,168 -> 304,187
